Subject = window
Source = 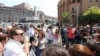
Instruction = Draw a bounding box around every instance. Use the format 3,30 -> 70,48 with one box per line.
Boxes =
72,15 -> 75,18
69,1 -> 71,4
96,0 -> 98,2
72,7 -> 76,13
77,0 -> 80,3
39,14 -> 42,19
72,0 -> 75,3
89,0 -> 92,2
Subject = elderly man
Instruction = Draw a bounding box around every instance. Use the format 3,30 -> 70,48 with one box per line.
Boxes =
4,28 -> 27,56
6,25 -> 12,31
5,25 -> 12,34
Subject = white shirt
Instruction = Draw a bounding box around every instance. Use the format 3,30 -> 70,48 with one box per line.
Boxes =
24,30 -> 29,37
28,27 -> 35,37
42,27 -> 46,33
39,38 -> 47,49
4,39 -> 26,56
46,29 -> 54,40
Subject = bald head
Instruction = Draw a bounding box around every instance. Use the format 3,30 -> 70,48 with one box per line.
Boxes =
6,25 -> 12,31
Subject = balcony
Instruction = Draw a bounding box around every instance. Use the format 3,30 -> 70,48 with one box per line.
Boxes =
72,10 -> 76,13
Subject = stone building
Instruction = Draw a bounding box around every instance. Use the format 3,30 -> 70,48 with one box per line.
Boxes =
13,2 -> 32,10
37,11 -> 57,24
37,11 -> 45,23
0,3 -> 34,22
44,15 -> 57,24
58,0 -> 100,24
0,3 -> 57,24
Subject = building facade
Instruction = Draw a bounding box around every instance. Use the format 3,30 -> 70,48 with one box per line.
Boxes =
37,11 -> 57,24
0,3 -> 34,22
0,3 -> 57,23
37,11 -> 45,23
44,15 -> 57,24
13,2 -> 32,10
58,0 -> 100,25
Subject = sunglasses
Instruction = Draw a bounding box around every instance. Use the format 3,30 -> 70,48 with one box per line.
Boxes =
15,33 -> 23,36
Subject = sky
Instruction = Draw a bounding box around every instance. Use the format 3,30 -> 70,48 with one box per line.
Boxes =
0,0 -> 60,17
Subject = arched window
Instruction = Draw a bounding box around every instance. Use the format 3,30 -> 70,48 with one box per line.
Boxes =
77,0 -> 80,3
39,14 -> 42,19
89,0 -> 92,2
72,7 -> 76,13
72,0 -> 75,3
95,0 -> 97,1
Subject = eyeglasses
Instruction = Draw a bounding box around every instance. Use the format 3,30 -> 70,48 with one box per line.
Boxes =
15,33 -> 23,36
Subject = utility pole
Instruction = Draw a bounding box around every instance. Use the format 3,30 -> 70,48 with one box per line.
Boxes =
80,0 -> 82,14
76,5 -> 79,26
98,0 -> 100,8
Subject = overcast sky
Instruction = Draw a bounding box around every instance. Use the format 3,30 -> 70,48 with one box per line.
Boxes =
0,0 -> 60,17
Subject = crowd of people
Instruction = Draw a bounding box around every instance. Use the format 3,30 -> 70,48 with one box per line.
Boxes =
0,23 -> 99,56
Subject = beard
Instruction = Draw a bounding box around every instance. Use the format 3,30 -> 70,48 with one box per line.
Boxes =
20,37 -> 25,44
20,40 -> 24,44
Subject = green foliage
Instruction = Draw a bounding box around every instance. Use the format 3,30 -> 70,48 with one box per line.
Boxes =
45,19 -> 49,23
80,6 -> 100,25
83,7 -> 100,16
62,12 -> 69,24
45,19 -> 54,24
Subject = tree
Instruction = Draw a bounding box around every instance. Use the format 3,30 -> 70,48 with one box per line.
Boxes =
62,12 -> 69,24
79,6 -> 100,25
45,19 -> 49,24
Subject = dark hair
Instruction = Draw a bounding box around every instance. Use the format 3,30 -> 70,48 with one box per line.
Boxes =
93,44 -> 100,56
41,24 -> 44,26
38,30 -> 45,38
41,45 -> 69,56
10,28 -> 21,39
0,34 -> 8,42
86,43 -> 100,56
48,25 -> 53,29
0,28 -> 3,32
37,25 -> 40,28
29,36 -> 35,43
29,36 -> 37,51
97,34 -> 100,40
68,44 -> 92,56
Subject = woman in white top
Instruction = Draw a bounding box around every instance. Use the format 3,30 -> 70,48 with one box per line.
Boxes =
46,25 -> 54,45
37,30 -> 47,56
53,28 -> 62,45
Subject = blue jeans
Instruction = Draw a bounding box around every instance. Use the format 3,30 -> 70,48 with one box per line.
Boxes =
47,40 -> 53,45
36,46 -> 44,56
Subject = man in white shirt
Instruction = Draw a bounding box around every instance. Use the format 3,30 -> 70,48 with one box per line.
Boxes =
28,24 -> 35,37
4,28 -> 27,56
